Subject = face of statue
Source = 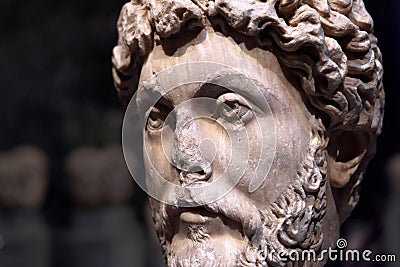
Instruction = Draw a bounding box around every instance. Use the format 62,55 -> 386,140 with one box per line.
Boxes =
114,0 -> 383,264
134,28 -> 338,266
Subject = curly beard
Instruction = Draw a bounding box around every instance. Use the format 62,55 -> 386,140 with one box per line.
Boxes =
170,233 -> 242,267
151,128 -> 328,267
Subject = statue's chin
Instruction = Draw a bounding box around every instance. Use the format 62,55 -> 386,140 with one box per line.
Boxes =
169,235 -> 245,267
169,213 -> 247,267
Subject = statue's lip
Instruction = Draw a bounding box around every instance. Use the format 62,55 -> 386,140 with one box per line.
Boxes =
179,208 -> 217,224
167,205 -> 219,220
167,205 -> 245,238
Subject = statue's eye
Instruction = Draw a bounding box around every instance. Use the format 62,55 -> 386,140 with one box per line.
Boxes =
216,93 -> 253,124
147,107 -> 166,131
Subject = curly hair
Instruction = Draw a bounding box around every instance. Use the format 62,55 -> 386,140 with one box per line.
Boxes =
112,0 -> 384,219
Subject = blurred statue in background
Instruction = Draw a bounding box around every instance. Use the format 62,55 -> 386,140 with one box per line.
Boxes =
66,145 -> 134,206
384,154 -> 400,261
112,0 -> 384,266
0,146 -> 48,209
61,145 -> 147,267
0,146 -> 50,267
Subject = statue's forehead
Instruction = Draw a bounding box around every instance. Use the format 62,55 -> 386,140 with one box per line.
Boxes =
138,28 -> 297,101
139,27 -> 285,84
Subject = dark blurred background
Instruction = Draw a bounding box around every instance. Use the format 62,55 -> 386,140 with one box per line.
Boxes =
0,0 -> 398,266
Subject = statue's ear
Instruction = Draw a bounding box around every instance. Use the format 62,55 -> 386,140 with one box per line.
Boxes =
327,130 -> 368,188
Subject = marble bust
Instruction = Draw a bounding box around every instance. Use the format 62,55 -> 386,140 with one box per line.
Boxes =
112,0 -> 384,266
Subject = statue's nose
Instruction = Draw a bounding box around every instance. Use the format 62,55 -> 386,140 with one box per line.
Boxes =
171,109 -> 213,185
179,164 -> 212,185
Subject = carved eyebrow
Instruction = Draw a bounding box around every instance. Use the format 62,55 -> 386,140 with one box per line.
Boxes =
193,81 -> 288,115
197,70 -> 288,108
154,95 -> 172,109
262,87 -> 287,106
194,83 -> 230,99
135,86 -> 173,121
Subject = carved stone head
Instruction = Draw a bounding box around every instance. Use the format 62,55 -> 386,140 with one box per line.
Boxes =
0,146 -> 49,209
66,145 -> 133,207
112,0 -> 384,265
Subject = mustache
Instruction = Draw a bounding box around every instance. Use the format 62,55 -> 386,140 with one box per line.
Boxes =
162,188 -> 264,242
204,189 -> 263,240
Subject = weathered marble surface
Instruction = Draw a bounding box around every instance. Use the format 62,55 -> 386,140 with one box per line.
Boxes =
113,1 -> 384,266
